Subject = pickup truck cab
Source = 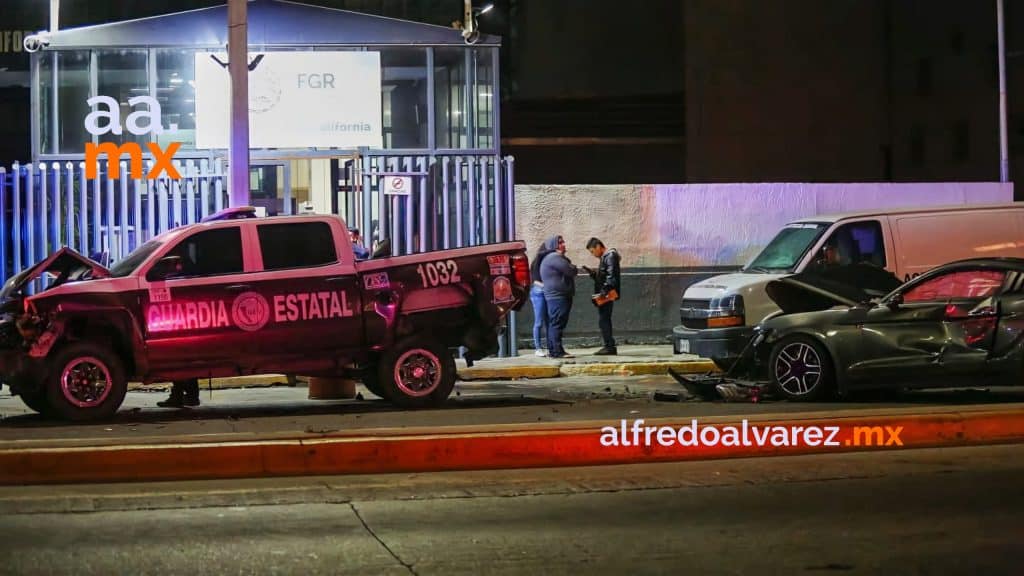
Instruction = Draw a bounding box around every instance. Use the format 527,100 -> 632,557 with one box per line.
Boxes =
0,209 -> 529,420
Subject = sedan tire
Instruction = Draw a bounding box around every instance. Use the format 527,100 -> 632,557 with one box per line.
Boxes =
769,335 -> 834,401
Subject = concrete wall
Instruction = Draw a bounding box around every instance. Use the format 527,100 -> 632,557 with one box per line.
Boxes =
514,182 -> 1014,346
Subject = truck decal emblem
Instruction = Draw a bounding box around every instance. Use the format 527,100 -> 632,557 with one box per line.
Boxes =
364,272 -> 390,290
272,290 -> 354,322
232,292 -> 271,332
487,255 -> 511,276
148,285 -> 172,303
147,301 -> 231,332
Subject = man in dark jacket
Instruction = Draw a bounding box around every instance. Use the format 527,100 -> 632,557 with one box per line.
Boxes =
539,235 -> 577,358
583,237 -> 621,355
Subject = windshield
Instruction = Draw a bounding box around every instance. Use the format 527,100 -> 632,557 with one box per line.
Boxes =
744,223 -> 829,273
109,240 -> 163,278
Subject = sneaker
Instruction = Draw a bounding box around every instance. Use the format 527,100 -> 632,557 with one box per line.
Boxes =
593,347 -> 618,356
535,349 -> 547,357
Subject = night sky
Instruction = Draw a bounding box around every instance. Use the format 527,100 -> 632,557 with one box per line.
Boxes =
0,0 -> 1019,184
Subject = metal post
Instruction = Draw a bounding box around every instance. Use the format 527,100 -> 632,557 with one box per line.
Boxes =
228,0 -> 250,206
442,157 -> 450,249
12,163 -> 21,274
505,156 -> 517,357
0,167 -> 7,282
49,0 -> 59,32
418,156 -> 428,253
427,48 -> 436,152
455,158 -> 463,246
50,53 -> 58,155
997,0 -> 1009,182
405,156 -> 414,255
64,162 -> 73,250
468,155 -> 477,246
283,162 -> 292,215
30,55 -> 40,162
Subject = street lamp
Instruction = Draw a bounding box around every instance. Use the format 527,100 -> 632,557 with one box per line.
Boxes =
461,1 -> 494,45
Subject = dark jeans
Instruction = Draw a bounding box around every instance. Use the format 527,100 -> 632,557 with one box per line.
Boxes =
598,301 -> 616,348
545,295 -> 573,357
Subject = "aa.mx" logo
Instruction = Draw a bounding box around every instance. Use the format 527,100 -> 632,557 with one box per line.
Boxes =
84,95 -> 182,180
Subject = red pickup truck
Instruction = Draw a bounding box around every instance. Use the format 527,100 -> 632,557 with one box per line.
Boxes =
0,211 -> 529,420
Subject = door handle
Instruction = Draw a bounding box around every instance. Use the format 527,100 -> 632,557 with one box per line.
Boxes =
226,284 -> 252,292
325,276 -> 352,284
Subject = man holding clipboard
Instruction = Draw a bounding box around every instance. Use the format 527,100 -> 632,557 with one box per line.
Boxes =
582,237 -> 621,356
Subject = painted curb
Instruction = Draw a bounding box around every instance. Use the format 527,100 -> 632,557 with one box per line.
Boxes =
458,365 -> 563,380
3,408 -> 1023,485
559,360 -> 719,377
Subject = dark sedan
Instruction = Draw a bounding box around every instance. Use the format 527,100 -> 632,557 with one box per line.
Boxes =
752,258 -> 1024,400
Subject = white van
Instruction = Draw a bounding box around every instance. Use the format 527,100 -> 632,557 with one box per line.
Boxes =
672,203 -> 1024,369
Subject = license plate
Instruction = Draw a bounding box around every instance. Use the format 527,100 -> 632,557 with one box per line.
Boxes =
677,339 -> 690,353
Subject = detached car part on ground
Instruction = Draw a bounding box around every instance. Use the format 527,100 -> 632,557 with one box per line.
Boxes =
0,213 -> 528,421
731,258 -> 1024,401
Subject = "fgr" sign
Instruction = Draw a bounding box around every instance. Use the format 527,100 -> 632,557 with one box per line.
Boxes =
84,95 -> 182,180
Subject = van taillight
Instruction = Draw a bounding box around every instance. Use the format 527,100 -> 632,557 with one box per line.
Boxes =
512,254 -> 530,286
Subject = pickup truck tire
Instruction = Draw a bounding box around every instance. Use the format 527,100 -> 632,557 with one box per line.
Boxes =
45,342 -> 128,421
379,337 -> 456,408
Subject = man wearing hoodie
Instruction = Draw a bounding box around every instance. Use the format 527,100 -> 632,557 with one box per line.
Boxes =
539,235 -> 578,358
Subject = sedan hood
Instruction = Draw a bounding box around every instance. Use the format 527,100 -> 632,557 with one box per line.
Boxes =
0,248 -> 110,300
765,265 -> 902,315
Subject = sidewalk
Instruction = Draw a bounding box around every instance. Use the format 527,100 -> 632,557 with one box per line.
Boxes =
126,345 -> 718,391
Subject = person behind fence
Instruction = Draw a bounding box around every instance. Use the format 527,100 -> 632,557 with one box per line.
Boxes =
540,235 -> 577,359
582,237 -> 621,356
157,378 -> 200,408
350,227 -> 370,260
530,240 -> 557,357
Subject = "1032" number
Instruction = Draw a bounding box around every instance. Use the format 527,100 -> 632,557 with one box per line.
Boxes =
416,260 -> 462,287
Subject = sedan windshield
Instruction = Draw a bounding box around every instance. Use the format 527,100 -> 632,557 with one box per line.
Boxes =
744,223 -> 829,273
109,240 -> 163,278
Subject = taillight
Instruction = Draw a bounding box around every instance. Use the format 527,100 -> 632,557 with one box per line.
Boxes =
512,254 -> 530,286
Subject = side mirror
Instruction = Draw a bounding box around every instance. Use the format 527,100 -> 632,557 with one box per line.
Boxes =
147,256 -> 183,281
887,293 -> 904,310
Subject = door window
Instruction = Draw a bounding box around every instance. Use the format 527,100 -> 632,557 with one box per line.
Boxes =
903,269 -> 1005,303
814,220 -> 887,268
163,227 -> 244,278
258,222 -> 338,271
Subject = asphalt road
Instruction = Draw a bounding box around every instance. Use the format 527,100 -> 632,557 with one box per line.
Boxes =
2,375 -> 1023,443
2,444 -> 1023,575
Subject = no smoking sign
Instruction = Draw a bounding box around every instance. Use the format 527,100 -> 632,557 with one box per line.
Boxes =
384,176 -> 412,195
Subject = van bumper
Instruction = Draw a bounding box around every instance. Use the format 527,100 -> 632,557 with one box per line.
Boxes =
671,325 -> 754,370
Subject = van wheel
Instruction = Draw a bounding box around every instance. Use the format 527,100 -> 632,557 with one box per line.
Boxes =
45,342 -> 127,421
379,337 -> 456,409
769,336 -> 834,401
